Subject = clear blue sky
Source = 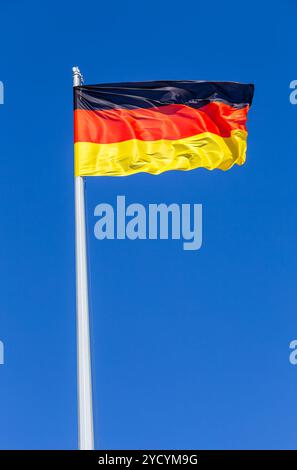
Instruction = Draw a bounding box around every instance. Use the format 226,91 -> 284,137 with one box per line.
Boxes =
0,0 -> 297,450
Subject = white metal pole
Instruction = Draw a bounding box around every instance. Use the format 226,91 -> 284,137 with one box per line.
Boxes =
73,66 -> 94,450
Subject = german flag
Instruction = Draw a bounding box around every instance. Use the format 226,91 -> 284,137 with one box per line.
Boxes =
74,80 -> 254,176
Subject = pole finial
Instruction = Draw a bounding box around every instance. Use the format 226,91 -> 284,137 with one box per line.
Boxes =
72,66 -> 84,86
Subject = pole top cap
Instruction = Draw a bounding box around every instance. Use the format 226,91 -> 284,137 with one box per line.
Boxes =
72,66 -> 81,74
72,66 -> 84,86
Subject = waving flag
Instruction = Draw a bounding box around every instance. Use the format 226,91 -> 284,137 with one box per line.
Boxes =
74,80 -> 254,176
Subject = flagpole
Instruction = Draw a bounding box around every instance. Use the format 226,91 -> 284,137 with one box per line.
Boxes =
73,66 -> 94,450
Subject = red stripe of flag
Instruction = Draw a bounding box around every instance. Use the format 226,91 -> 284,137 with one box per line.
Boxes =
74,102 -> 249,144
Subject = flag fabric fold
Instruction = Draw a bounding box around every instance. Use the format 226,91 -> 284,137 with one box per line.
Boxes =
74,80 -> 254,176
